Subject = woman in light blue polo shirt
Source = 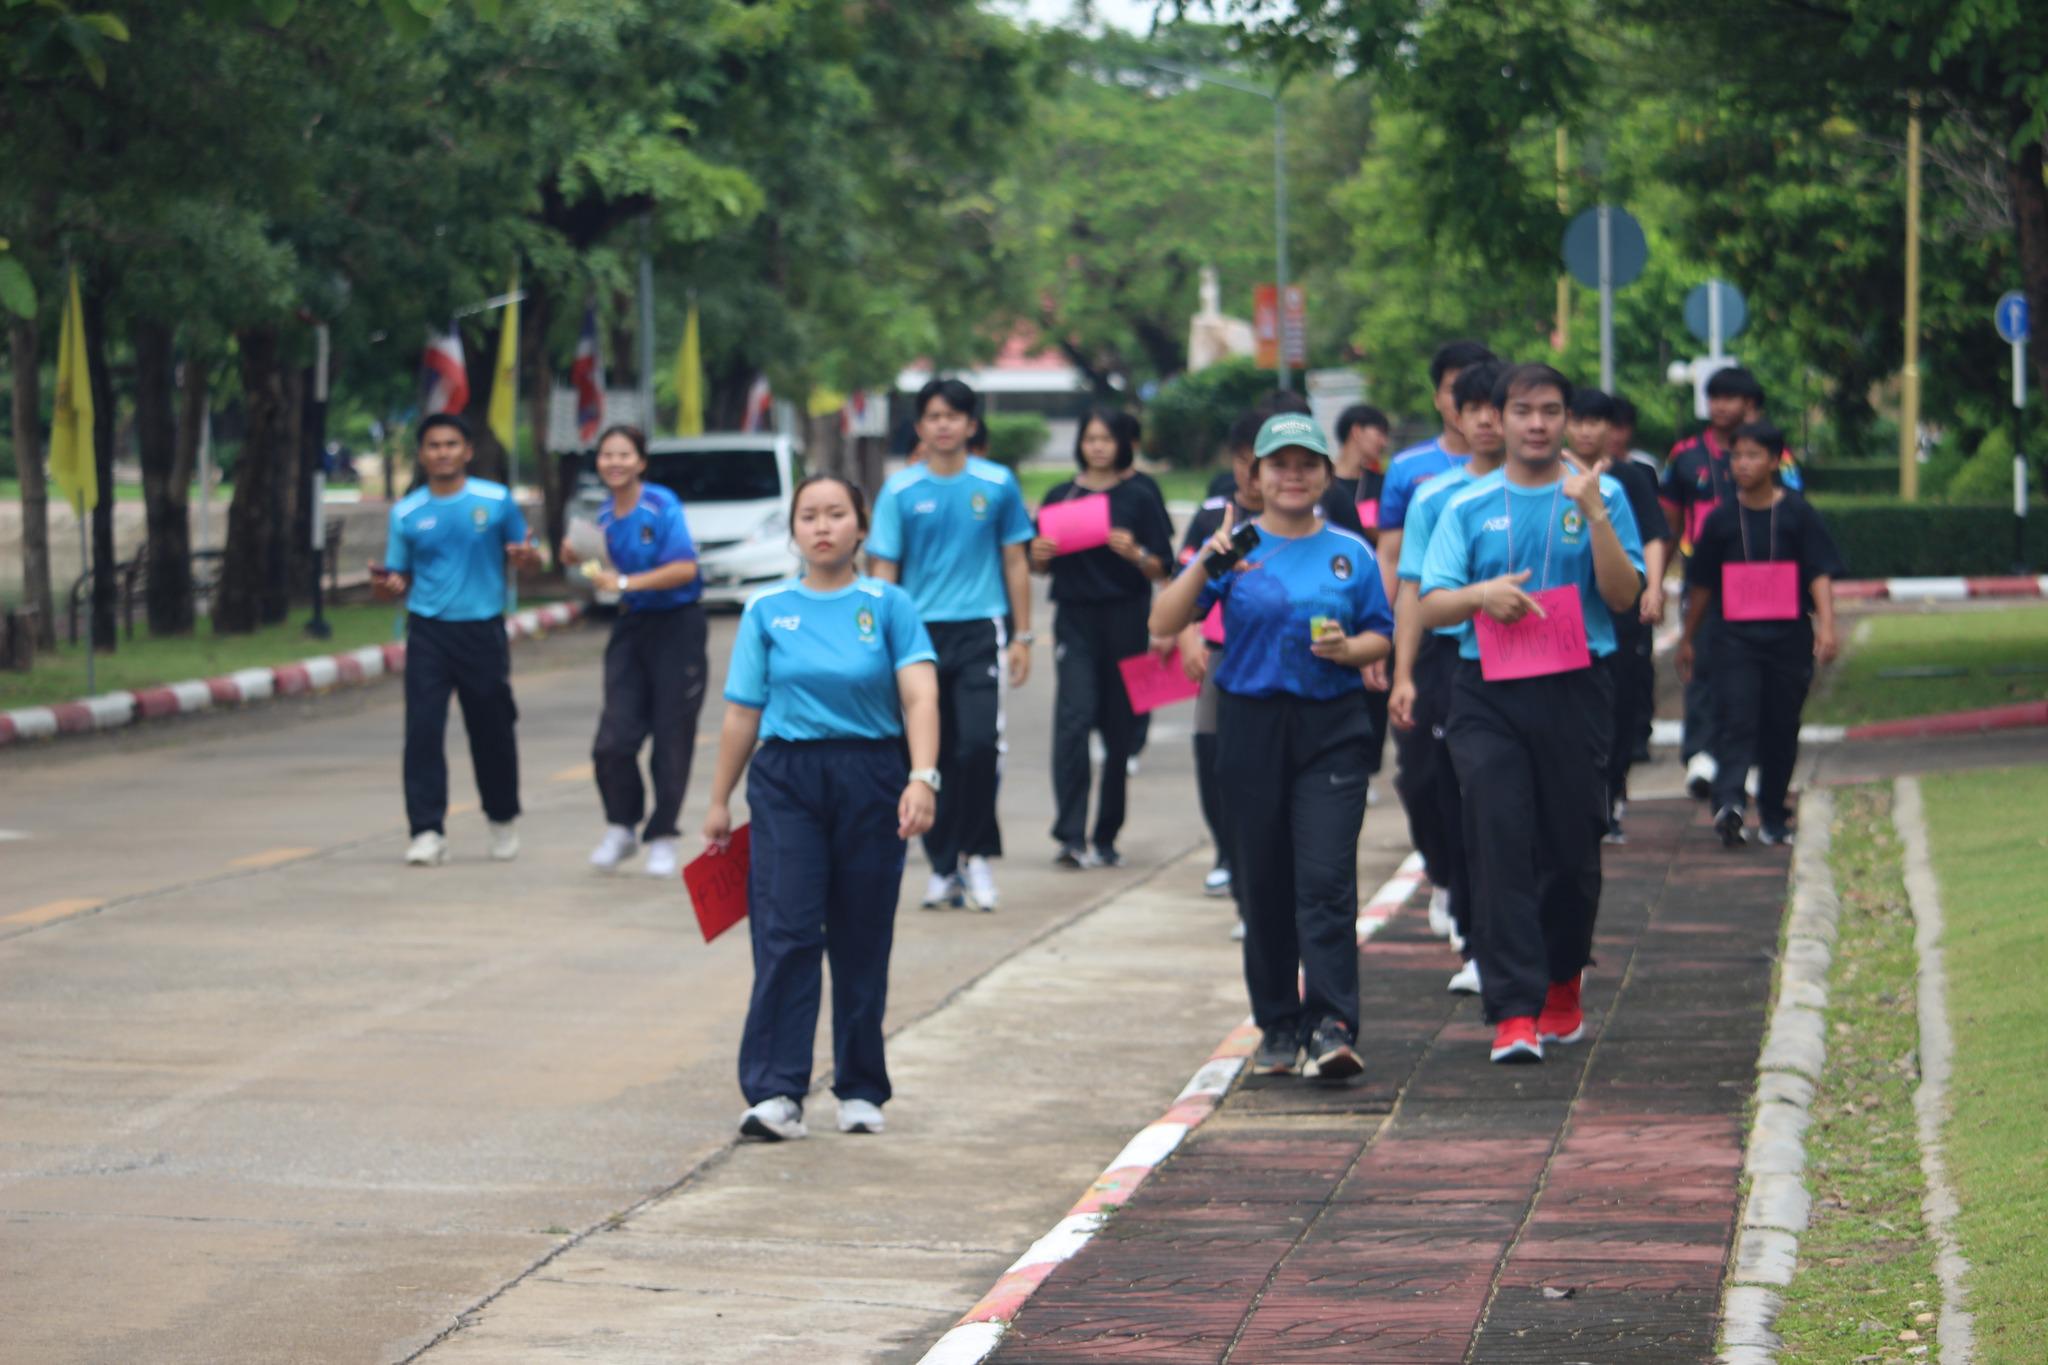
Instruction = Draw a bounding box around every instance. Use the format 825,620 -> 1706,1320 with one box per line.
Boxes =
703,475 -> 941,1142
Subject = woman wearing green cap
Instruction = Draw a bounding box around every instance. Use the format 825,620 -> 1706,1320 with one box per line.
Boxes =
1150,411 -> 1395,1082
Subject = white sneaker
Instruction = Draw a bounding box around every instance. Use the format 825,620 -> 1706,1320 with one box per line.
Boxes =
404,831 -> 448,866
1366,783 -> 1380,807
1125,755 -> 1141,778
1448,959 -> 1481,994
642,838 -> 680,879
1745,766 -> 1761,798
1427,888 -> 1454,938
487,820 -> 519,861
1685,752 -> 1717,799
1448,927 -> 1466,955
1204,865 -> 1232,897
922,872 -> 963,910
589,825 -> 638,871
739,1096 -> 807,1141
837,1097 -> 885,1134
963,856 -> 999,912
1230,917 -> 1246,941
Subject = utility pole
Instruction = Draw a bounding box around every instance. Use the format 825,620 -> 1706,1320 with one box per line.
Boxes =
1899,94 -> 1923,501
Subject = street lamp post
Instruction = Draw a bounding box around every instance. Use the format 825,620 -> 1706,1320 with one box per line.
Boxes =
1150,59 -> 1292,390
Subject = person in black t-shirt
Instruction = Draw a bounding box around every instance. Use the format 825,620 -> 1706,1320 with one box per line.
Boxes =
1030,409 -> 1175,867
1679,421 -> 1842,848
1332,404 -> 1391,545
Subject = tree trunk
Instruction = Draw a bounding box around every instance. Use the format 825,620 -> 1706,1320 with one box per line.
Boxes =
82,281 -> 117,652
805,409 -> 848,483
174,352 -> 207,503
2007,128 -> 2048,456
519,280 -> 566,562
133,319 -> 193,636
10,319 -> 55,648
269,363 -> 305,623
216,326 -> 291,634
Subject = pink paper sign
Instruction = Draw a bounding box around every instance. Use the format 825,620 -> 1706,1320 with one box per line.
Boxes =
1038,494 -> 1111,555
1722,561 -> 1800,621
1119,648 -> 1202,714
1356,500 -> 1380,530
1200,603 -> 1226,645
1474,586 -> 1592,682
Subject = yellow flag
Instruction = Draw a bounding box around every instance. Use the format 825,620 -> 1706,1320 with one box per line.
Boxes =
49,268 -> 97,514
488,277 -> 519,451
676,298 -> 703,436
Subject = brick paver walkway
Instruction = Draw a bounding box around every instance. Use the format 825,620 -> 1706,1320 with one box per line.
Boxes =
990,797 -> 1791,1362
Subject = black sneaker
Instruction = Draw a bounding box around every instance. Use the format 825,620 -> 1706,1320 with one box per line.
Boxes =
1306,1019 -> 1364,1081
1252,1027 -> 1301,1075
1757,824 -> 1795,846
1053,844 -> 1088,869
1715,805 -> 1747,848
1092,846 -> 1123,868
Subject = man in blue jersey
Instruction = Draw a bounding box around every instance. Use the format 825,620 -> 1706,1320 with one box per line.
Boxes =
1420,363 -> 1644,1066
1375,339 -> 1497,606
868,378 -> 1036,912
371,414 -> 543,867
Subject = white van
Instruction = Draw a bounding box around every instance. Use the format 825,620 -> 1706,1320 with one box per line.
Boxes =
564,434 -> 804,608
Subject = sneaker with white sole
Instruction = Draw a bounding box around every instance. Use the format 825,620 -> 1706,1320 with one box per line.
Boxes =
1685,752 -> 1717,800
963,856 -> 999,912
1204,864 -> 1232,897
1447,959 -> 1481,994
922,872 -> 963,910
487,820 -> 520,861
1427,888 -> 1454,938
837,1097 -> 885,1134
1125,755 -> 1141,778
1253,1026 -> 1301,1075
589,825 -> 638,871
404,831 -> 448,867
1716,804 -> 1747,848
1230,917 -> 1247,941
642,838 -> 680,879
739,1096 -> 806,1141
1306,1018 -> 1364,1081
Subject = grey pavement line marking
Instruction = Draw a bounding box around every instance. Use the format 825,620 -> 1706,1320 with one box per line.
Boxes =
1718,786 -> 1834,1364
396,837 -> 1205,1365
1460,837 -> 1668,1365
1892,776 -> 1976,1364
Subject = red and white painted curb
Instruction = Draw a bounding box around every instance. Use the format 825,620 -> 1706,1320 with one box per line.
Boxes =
0,602 -> 582,748
1834,574 -> 2048,602
916,851 -> 1430,1365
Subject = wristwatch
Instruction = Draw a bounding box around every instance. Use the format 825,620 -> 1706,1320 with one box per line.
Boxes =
908,768 -> 942,792
1013,632 -> 1036,646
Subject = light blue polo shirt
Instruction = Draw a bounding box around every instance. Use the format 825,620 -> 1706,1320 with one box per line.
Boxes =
1397,465 -> 1474,639
597,483 -> 701,611
867,457 -> 1035,622
1419,468 -> 1645,661
384,478 -> 527,621
724,577 -> 937,742
1194,525 -> 1394,701
1378,437 -> 1469,532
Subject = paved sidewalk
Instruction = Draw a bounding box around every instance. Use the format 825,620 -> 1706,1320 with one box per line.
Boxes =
983,797 -> 1790,1362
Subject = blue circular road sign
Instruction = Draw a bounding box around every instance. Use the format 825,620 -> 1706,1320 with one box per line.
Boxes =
1561,207 -> 1648,289
1683,280 -> 1748,344
1995,290 -> 2030,344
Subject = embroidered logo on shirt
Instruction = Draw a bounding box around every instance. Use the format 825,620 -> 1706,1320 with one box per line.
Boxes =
771,615 -> 801,631
970,492 -> 989,519
856,606 -> 877,644
419,517 -> 437,531
473,505 -> 489,529
1330,554 -> 1353,581
912,500 -> 938,516
1562,509 -> 1584,536
640,525 -> 655,545
1482,515 -> 1510,533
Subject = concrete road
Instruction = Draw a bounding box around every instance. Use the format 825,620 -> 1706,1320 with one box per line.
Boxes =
1,602 -> 1366,1363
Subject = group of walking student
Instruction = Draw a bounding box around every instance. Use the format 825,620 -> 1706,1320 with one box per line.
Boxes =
373,346 -> 1847,1134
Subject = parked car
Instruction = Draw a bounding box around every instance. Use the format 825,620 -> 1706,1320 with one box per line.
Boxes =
563,434 -> 805,608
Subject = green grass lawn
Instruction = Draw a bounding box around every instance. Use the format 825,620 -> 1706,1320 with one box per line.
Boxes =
0,603 -> 407,709
1015,464 -> 1219,509
1807,606 -> 2048,726
0,478 -> 158,503
1772,784 -> 1942,1361
1922,765 -> 2048,1362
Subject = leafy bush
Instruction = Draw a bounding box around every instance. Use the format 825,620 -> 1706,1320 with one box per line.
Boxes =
1945,428 -> 2019,502
1811,495 -> 2048,577
1800,459 -> 1897,497
981,413 -> 1050,469
1143,358 -> 1279,469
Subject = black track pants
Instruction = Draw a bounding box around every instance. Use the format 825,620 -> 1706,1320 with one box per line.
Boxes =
1049,598 -> 1148,851
1393,634 -> 1470,947
403,614 -> 519,836
592,605 -> 708,840
1711,632 -> 1813,826
923,618 -> 1004,875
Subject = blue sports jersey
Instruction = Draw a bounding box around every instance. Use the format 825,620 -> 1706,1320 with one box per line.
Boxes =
867,457 -> 1035,622
1378,437 -> 1469,532
598,483 -> 701,611
1195,525 -> 1395,701
384,478 -> 528,621
724,577 -> 937,742
1419,468 -> 1646,662
1396,464 -> 1474,638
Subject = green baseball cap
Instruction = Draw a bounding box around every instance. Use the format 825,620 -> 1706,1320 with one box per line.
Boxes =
1252,411 -> 1331,459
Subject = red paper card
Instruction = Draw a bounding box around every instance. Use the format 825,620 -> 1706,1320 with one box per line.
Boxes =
1723,561 -> 1800,621
1474,586 -> 1592,682
1200,602 -> 1226,645
1038,494 -> 1111,554
683,824 -> 751,943
1119,648 -> 1202,714
1356,500 -> 1380,530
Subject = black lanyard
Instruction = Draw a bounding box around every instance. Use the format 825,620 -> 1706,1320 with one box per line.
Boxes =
1738,498 -> 1780,563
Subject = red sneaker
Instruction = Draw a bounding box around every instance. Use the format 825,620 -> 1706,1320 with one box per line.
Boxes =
1490,1016 -> 1543,1064
1537,975 -> 1585,1044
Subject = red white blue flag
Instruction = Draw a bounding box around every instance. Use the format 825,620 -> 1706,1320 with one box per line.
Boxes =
420,325 -> 469,415
571,305 -> 605,443
740,373 -> 773,433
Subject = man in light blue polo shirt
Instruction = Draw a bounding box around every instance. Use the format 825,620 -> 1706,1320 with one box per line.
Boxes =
371,414 -> 542,867
1375,339 -> 1496,606
868,377 -> 1036,911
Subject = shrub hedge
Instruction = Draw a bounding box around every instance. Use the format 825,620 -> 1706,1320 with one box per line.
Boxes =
1143,358 -> 1277,469
981,412 -> 1050,469
1809,496 -> 2048,578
